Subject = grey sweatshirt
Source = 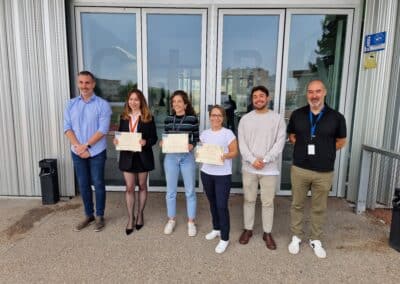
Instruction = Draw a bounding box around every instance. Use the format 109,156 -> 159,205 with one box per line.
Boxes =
238,110 -> 286,175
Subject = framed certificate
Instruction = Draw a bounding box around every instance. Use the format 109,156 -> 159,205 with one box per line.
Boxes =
195,143 -> 224,165
115,132 -> 142,152
162,133 -> 189,153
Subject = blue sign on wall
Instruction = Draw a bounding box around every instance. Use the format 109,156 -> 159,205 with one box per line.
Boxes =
364,32 -> 386,53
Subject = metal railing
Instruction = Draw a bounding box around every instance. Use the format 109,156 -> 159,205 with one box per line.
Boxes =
356,144 -> 400,214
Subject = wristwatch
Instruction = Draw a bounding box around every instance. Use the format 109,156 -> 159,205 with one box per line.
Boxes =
86,143 -> 91,149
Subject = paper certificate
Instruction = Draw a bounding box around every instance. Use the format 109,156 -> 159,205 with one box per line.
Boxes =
195,143 -> 224,166
162,133 -> 189,153
115,132 -> 142,152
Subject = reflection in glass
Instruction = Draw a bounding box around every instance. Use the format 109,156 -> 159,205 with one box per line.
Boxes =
81,12 -> 138,185
281,14 -> 347,190
220,15 -> 280,186
146,14 -> 202,186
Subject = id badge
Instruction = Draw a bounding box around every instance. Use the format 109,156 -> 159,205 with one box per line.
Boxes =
308,144 -> 315,155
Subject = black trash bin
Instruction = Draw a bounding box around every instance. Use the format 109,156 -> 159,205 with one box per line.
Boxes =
389,188 -> 400,252
39,159 -> 60,205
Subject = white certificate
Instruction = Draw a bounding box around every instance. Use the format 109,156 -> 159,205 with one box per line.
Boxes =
195,143 -> 224,165
162,133 -> 189,153
115,132 -> 142,152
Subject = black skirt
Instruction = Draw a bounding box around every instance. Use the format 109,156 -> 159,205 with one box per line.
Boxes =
119,152 -> 151,173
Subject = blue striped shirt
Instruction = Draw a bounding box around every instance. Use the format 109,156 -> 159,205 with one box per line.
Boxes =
63,94 -> 112,156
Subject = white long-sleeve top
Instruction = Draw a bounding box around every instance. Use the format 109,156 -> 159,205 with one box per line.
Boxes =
238,110 -> 286,175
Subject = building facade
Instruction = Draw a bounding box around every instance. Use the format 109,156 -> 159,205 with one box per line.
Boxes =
0,0 -> 399,202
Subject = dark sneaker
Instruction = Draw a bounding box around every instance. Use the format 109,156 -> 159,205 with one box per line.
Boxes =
94,217 -> 105,232
73,216 -> 95,232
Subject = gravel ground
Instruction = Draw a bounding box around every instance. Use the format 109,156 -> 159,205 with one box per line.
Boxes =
0,193 -> 398,283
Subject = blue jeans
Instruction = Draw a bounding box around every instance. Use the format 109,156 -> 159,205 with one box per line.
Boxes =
164,152 -> 196,219
71,150 -> 107,217
201,172 -> 231,241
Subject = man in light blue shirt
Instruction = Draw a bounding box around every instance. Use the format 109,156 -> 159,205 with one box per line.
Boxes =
64,71 -> 112,232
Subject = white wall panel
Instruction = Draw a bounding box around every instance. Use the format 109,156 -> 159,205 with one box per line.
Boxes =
69,0 -> 360,8
348,0 -> 398,201
385,2 -> 400,153
0,0 -> 19,195
0,0 -> 74,197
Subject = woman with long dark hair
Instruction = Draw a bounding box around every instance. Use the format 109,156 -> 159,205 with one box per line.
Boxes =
114,89 -> 157,235
161,90 -> 199,236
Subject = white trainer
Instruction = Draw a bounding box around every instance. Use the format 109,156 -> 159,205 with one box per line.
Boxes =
163,219 -> 176,235
215,240 -> 229,254
309,240 -> 327,258
188,222 -> 197,237
205,230 -> 221,240
288,235 -> 302,254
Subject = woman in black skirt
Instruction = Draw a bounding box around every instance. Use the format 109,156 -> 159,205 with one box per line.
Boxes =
114,89 -> 157,235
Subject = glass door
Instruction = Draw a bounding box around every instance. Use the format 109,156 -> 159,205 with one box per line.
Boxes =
142,9 -> 207,188
216,9 -> 285,191
279,9 -> 353,195
74,6 -> 354,195
75,7 -> 142,187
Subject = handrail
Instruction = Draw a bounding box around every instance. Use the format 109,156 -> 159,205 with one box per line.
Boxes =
362,145 -> 400,159
356,144 -> 400,214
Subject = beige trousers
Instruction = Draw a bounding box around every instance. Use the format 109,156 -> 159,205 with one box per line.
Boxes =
290,165 -> 334,240
242,170 -> 277,233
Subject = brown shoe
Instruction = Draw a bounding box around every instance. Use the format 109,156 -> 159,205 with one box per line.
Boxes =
73,216 -> 95,232
94,216 -> 105,232
263,232 -> 277,250
239,229 -> 253,244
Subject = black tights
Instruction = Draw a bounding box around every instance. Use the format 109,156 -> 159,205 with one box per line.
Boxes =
123,172 -> 148,228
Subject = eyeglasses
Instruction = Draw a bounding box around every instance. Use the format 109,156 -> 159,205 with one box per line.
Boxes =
210,114 -> 223,118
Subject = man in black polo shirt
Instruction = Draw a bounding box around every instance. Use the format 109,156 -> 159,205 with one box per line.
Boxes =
287,79 -> 346,258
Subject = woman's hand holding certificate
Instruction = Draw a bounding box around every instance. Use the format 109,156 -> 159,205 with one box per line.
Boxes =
115,131 -> 142,152
195,143 -> 224,165
162,133 -> 189,153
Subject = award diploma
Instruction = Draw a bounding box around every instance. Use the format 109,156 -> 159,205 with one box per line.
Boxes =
115,132 -> 142,152
195,143 -> 224,165
162,133 -> 189,153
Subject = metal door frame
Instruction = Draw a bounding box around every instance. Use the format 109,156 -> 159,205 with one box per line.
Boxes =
141,8 -> 208,192
215,9 -> 286,194
278,8 -> 354,196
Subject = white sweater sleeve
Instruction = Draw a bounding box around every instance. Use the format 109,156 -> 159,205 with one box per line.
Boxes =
263,116 -> 287,163
238,116 -> 257,164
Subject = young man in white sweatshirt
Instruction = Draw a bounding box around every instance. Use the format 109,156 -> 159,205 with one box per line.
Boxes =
238,85 -> 286,250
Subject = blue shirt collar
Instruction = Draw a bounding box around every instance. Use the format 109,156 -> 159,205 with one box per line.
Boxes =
78,93 -> 97,103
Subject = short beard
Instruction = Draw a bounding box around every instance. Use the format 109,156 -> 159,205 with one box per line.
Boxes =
253,103 -> 268,111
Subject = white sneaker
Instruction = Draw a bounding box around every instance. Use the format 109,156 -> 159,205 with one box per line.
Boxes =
215,240 -> 229,254
309,240 -> 327,258
188,222 -> 197,237
288,235 -> 302,254
205,230 -> 221,240
163,220 -> 176,235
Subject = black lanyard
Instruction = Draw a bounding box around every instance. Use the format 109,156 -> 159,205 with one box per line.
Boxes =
172,115 -> 186,131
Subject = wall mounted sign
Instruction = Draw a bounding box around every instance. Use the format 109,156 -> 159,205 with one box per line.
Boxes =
364,52 -> 377,69
364,32 -> 386,53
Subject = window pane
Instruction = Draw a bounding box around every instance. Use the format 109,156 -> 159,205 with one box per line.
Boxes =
220,14 -> 281,187
146,14 -> 202,186
281,14 -> 348,190
81,12 -> 138,185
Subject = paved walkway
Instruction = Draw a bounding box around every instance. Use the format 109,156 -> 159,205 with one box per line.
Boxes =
0,192 -> 398,283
